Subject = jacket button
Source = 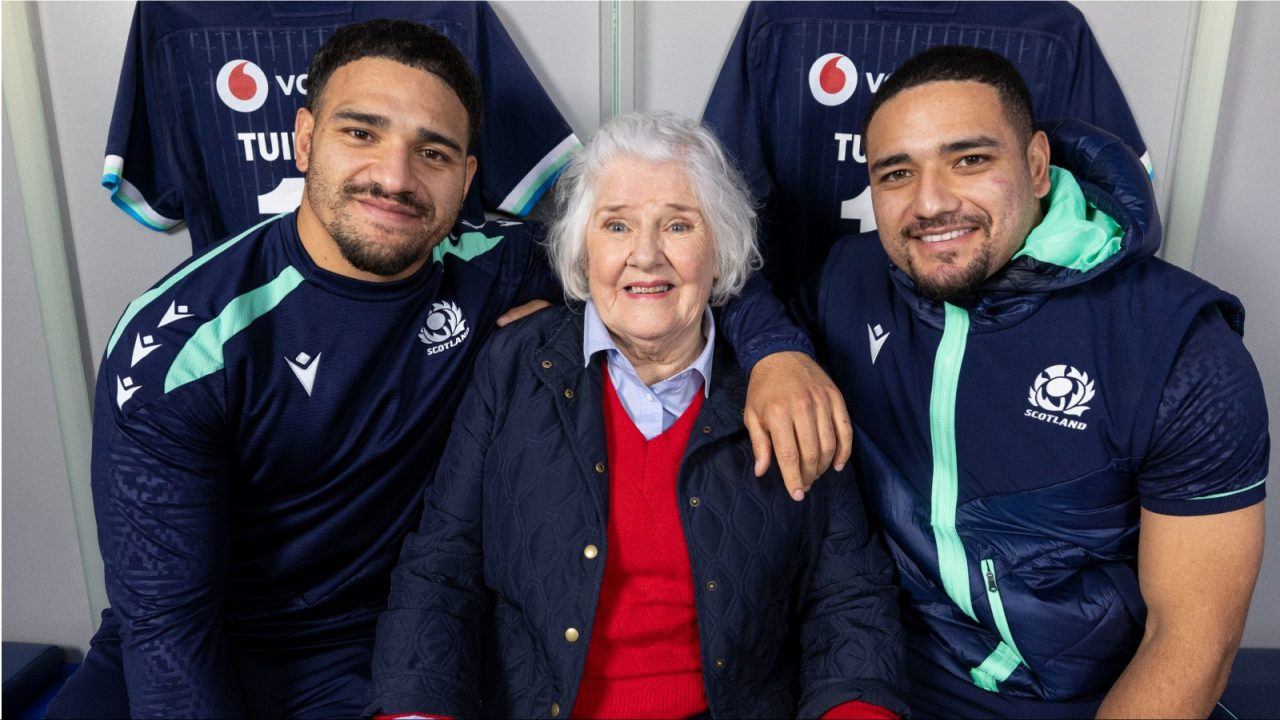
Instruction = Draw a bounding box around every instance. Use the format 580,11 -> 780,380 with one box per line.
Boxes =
564,627 -> 580,643
702,425 -> 712,434
564,388 -> 575,399
688,496 -> 700,507
583,544 -> 598,559
714,657 -> 727,669
551,702 -> 561,717
705,580 -> 718,591
594,462 -> 605,474
541,360 -> 553,369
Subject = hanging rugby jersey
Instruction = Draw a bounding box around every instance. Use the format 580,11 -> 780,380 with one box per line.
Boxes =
103,1 -> 580,252
703,1 -> 1150,296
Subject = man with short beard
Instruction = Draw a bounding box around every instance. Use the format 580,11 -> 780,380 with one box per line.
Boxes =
803,46 -> 1267,718
50,20 -> 852,719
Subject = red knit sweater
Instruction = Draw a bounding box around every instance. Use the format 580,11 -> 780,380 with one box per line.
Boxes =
573,373 -> 708,719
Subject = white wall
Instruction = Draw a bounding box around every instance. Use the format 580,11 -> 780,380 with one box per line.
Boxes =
2,112 -> 96,657
1194,0 -> 1280,647
3,1 -> 1275,655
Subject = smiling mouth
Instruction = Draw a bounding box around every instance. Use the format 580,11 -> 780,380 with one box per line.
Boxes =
625,283 -> 673,294
916,227 -> 977,243
358,198 -> 420,218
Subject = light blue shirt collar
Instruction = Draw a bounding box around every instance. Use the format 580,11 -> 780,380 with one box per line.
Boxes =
582,300 -> 715,440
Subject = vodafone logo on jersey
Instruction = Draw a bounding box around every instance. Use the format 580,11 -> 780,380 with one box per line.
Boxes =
808,53 -> 858,106
216,59 -> 269,113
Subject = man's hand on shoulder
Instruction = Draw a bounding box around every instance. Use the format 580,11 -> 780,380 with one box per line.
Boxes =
497,299 -> 552,327
745,351 -> 853,501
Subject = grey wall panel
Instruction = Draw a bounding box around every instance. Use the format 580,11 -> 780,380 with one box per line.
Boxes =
2,112 -> 96,656
1076,1 -> 1197,223
634,1 -> 747,117
492,0 -> 601,136
1193,0 -> 1280,648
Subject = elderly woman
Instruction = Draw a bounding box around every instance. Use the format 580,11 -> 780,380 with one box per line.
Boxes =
367,113 -> 905,719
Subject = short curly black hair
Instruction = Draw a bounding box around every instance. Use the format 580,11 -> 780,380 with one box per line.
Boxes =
865,45 -> 1035,143
305,19 -> 483,149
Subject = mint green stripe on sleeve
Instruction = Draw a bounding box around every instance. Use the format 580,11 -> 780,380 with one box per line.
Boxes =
1189,478 -> 1266,501
511,148 -> 576,216
930,303 -> 975,621
106,214 -> 286,355
164,266 -> 305,393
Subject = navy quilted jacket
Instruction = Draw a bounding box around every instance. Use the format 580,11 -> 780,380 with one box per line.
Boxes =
368,306 -> 907,719
804,121 -> 1265,717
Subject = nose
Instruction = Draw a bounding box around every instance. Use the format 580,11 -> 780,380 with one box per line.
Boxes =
627,222 -> 664,271
911,165 -> 961,220
368,143 -> 415,195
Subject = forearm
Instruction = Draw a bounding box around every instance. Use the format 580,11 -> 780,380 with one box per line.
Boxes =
94,390 -> 241,717
118,617 -> 245,718
1097,623 -> 1241,718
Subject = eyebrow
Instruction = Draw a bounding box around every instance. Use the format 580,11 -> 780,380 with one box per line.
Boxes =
940,135 -> 1001,154
868,135 -> 1004,174
332,109 -> 464,154
594,202 -> 703,214
869,152 -> 911,174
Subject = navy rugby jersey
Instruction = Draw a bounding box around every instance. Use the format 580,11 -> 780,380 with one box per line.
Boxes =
91,212 -> 810,715
703,1 -> 1148,295
104,1 -> 579,251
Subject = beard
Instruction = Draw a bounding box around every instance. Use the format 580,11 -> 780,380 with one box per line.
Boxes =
898,213 -> 994,301
307,172 -> 452,277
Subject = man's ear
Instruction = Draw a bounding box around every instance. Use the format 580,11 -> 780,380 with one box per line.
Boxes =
294,107 -> 315,173
1027,130 -> 1052,199
463,154 -> 478,198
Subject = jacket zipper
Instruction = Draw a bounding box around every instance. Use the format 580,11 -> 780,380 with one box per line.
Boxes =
929,303 -> 976,621
970,558 -> 1027,692
929,305 -> 1026,693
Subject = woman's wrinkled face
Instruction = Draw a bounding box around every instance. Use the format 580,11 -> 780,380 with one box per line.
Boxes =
585,157 -> 716,359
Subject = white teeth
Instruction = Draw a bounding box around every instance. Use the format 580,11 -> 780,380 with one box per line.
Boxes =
627,285 -> 672,294
920,228 -> 972,243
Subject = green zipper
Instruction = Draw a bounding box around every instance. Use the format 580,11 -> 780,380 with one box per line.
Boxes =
930,304 -> 1026,692
930,303 -> 975,621
970,558 -> 1027,691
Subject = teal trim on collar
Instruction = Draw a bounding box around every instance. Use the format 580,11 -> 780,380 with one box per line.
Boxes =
431,230 -> 505,264
1014,166 -> 1123,272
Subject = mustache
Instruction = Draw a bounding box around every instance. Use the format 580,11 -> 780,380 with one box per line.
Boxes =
899,213 -> 990,240
342,181 -> 429,217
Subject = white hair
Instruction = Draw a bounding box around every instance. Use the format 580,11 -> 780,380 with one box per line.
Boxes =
544,112 -> 761,306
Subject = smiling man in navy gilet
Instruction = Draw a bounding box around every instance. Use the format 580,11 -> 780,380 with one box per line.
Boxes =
803,46 -> 1268,718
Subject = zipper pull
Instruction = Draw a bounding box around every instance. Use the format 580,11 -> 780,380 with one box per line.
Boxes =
985,567 -> 998,593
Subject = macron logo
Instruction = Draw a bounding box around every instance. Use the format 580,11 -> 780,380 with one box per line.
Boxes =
159,301 -> 194,327
131,334 -> 162,367
116,375 -> 141,410
868,323 -> 890,365
285,351 -> 321,396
